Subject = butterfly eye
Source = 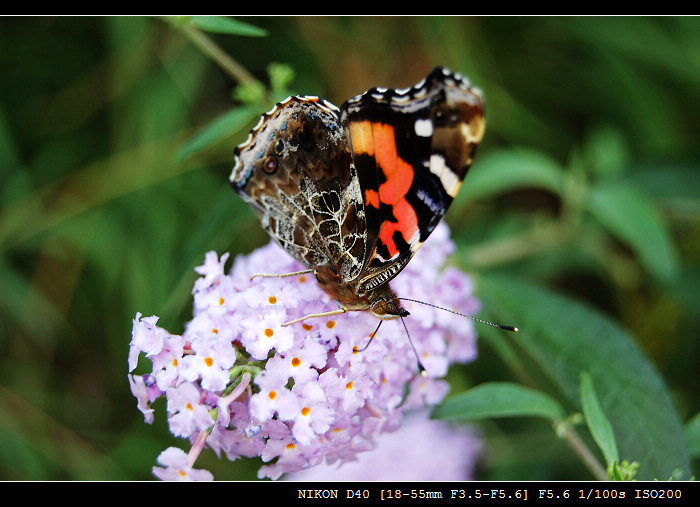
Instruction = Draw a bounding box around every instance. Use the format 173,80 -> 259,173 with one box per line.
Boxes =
274,139 -> 285,154
263,156 -> 277,173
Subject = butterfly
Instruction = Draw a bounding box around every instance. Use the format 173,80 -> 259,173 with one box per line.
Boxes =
230,67 -> 516,352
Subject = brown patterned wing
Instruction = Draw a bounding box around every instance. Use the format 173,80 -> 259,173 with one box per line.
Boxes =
230,96 -> 368,283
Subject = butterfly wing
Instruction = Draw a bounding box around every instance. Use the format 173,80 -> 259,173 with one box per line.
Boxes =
230,96 -> 368,282
340,67 -> 485,293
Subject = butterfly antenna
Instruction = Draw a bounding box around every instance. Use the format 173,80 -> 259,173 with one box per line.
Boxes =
397,312 -> 427,376
355,319 -> 383,353
399,298 -> 518,333
356,309 -> 427,376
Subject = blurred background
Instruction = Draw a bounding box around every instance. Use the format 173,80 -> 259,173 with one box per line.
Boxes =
0,16 -> 697,481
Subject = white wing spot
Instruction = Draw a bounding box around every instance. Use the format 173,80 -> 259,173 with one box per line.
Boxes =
429,154 -> 461,198
414,118 -> 433,137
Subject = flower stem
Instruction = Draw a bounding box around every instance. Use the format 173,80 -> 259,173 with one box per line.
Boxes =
175,21 -> 259,86
188,373 -> 253,469
187,429 -> 211,469
222,371 -> 253,405
555,419 -> 609,480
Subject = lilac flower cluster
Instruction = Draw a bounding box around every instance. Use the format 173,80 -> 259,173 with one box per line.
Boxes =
286,409 -> 483,481
128,223 -> 481,480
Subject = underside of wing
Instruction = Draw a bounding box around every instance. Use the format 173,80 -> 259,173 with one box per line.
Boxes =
231,96 -> 367,282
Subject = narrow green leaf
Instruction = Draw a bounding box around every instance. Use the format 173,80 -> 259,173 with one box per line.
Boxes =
189,16 -> 267,37
580,371 -> 619,467
583,124 -> 631,181
685,412 -> 700,459
610,462 -> 623,481
0,135 -> 193,251
177,105 -> 261,162
585,180 -> 679,281
433,381 -> 566,422
475,275 -> 691,480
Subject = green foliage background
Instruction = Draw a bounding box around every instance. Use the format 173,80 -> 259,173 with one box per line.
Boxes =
0,16 -> 697,481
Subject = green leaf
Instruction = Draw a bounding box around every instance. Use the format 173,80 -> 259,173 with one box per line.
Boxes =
460,147 -> 565,202
580,371 -> 619,467
177,105 -> 261,162
188,16 -> 267,37
585,180 -> 679,281
609,460 -> 639,481
475,275 -> 691,480
232,82 -> 267,105
625,163 -> 700,214
433,381 -> 566,422
267,63 -> 296,97
685,412 -> 700,459
583,124 -> 632,181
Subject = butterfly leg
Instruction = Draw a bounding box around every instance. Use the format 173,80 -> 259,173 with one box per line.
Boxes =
281,303 -> 348,327
249,268 -> 316,281
249,268 -> 348,325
